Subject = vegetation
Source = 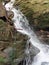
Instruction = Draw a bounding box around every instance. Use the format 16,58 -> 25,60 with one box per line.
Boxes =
14,0 -> 49,29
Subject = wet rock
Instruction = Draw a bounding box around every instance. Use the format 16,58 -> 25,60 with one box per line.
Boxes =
24,42 -> 40,65
30,45 -> 40,56
18,59 -> 26,65
25,42 -> 40,56
41,62 -> 49,65
7,11 -> 14,19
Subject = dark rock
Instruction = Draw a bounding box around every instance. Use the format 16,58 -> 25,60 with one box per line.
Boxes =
18,59 -> 26,65
25,42 -> 40,56
41,62 -> 49,65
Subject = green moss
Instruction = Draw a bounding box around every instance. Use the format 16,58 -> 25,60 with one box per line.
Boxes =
0,56 -> 5,62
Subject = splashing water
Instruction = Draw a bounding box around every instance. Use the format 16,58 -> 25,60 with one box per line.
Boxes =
4,0 -> 49,65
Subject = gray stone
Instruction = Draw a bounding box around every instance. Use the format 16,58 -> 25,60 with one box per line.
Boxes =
41,62 -> 49,65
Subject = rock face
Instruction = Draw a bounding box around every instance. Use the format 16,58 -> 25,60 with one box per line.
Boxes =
41,62 -> 49,65
0,19 -> 28,65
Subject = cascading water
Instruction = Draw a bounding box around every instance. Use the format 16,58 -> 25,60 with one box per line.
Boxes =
3,0 -> 49,65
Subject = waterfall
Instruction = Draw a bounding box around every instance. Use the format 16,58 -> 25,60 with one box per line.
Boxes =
4,0 -> 49,65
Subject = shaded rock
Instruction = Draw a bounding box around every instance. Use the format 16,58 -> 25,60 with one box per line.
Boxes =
25,42 -> 40,56
29,45 -> 40,56
18,59 -> 26,65
41,62 -> 49,65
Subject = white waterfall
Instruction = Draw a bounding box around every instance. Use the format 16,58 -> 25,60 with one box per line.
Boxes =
4,0 -> 49,65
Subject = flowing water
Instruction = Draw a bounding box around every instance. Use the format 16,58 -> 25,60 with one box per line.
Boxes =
3,0 -> 49,65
